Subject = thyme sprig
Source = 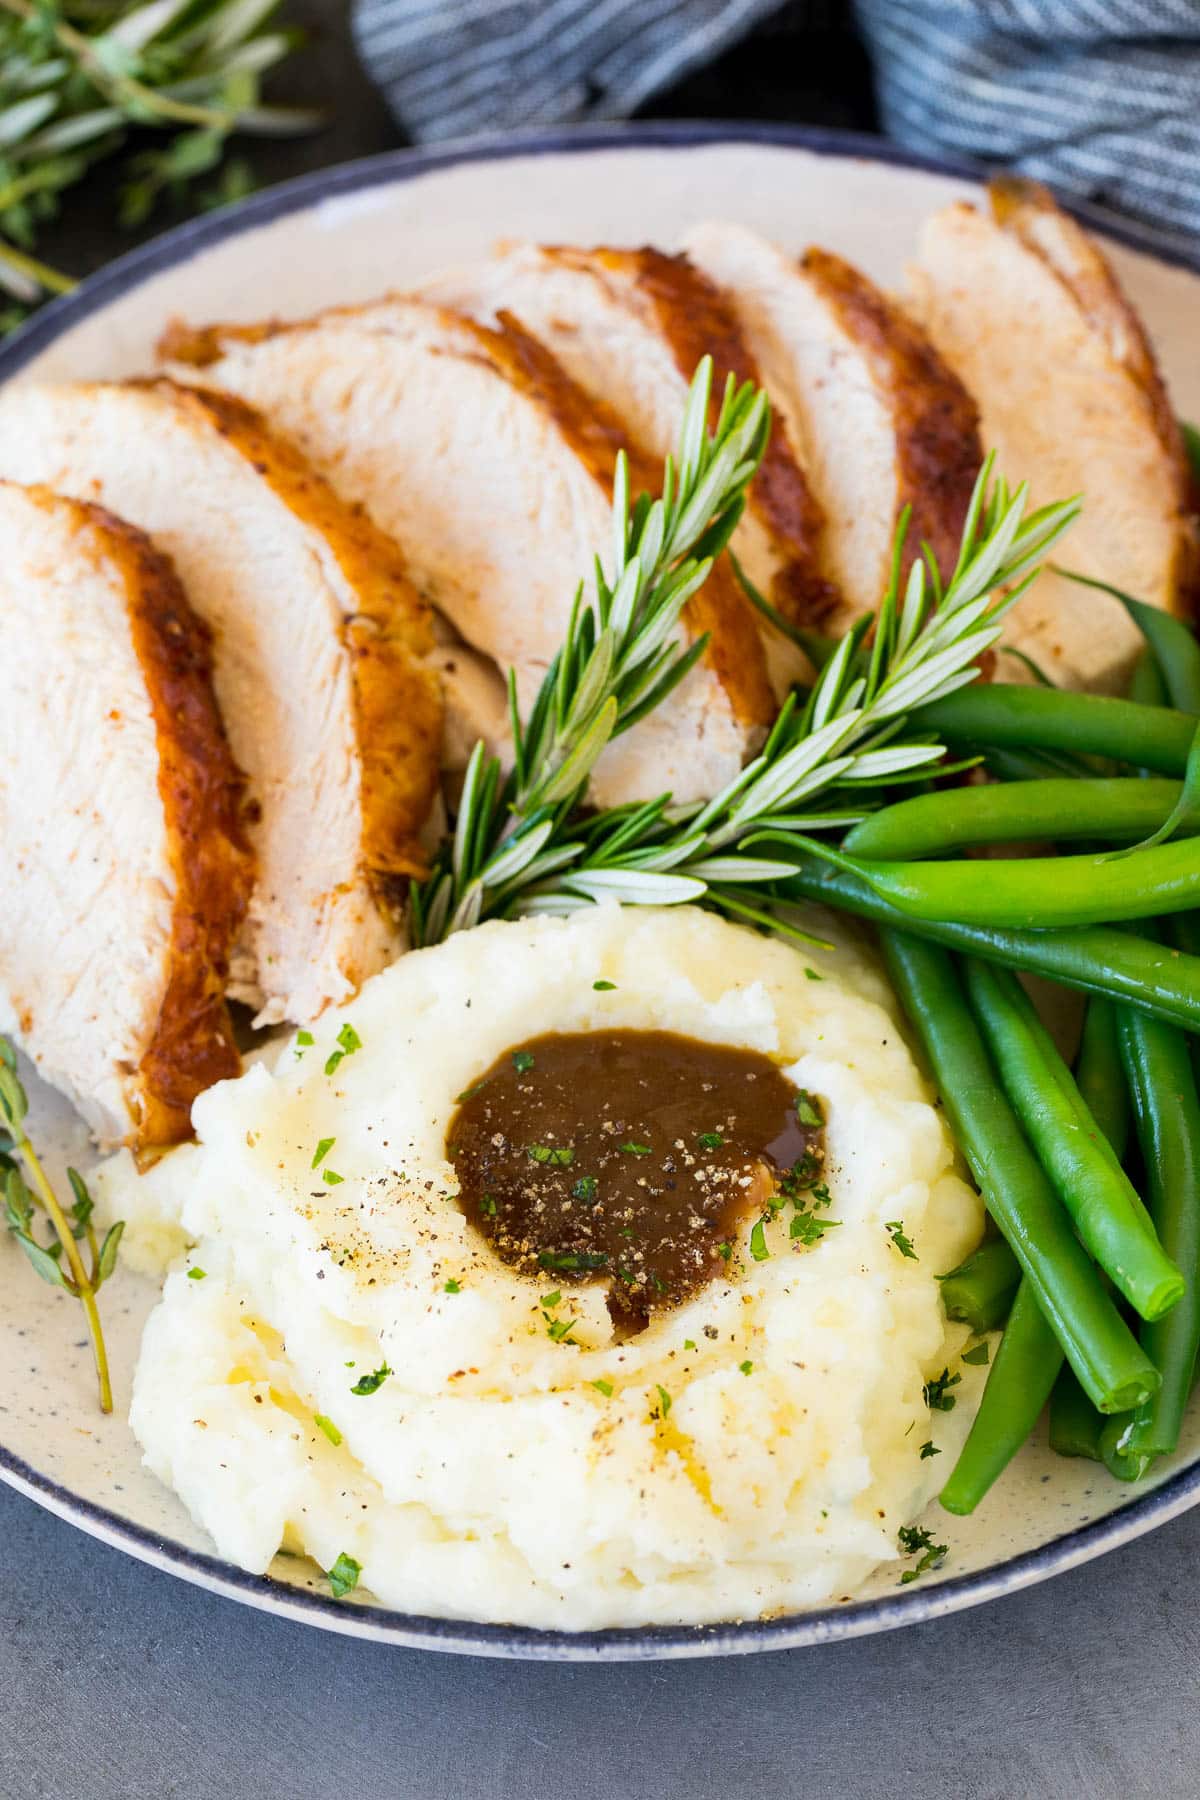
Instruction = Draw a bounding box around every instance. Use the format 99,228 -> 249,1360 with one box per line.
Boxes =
0,1037 -> 122,1411
0,0 -> 322,311
411,356 -> 770,943
413,359 -> 1081,946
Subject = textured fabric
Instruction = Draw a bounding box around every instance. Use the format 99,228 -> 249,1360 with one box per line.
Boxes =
853,1 -> 1200,250
351,0 -> 1200,247
351,0 -> 784,145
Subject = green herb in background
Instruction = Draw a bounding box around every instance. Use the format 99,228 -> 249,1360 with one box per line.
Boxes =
0,0 -> 324,319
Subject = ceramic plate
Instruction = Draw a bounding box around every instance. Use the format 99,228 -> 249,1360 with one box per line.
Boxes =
4,123 -> 1200,1661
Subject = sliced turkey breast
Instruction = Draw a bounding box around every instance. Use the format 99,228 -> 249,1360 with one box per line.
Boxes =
683,222 -> 982,632
907,179 -> 1197,691
0,380 -> 442,1025
421,242 -> 838,638
160,300 -> 775,805
0,482 -> 253,1148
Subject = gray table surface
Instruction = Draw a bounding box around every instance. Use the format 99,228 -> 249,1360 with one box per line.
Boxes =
3,1476 -> 1198,1799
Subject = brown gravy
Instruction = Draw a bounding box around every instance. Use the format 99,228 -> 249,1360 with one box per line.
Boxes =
447,1029 -> 825,1324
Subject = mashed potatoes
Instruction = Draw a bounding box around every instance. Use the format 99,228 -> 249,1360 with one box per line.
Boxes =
95,905 -> 985,1629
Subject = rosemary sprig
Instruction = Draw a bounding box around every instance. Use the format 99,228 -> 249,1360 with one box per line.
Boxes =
410,355 -> 770,943
521,459 -> 1081,921
413,361 -> 1081,945
0,0 -> 323,311
0,1037 -> 122,1412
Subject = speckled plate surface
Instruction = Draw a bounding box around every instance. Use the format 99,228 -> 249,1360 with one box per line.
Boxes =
3,123 -> 1200,1660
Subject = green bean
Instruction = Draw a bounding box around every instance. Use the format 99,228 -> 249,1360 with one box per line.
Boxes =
843,779 -> 1188,861
1183,419 -> 1200,485
912,686 -> 1194,775
1047,1006 -> 1132,1465
814,835 -> 1200,929
1130,645 -> 1169,711
879,930 -> 1158,1413
1171,912 -> 1200,959
938,1238 -> 1020,1332
1102,1007 -> 1200,1467
1074,996 -> 1131,1166
1049,1365 -> 1105,1461
962,960 -> 1181,1320
1053,575 -> 1200,715
779,859 -> 1200,1034
983,747 -> 1097,782
939,1279 -> 1063,1514
1140,600 -> 1200,713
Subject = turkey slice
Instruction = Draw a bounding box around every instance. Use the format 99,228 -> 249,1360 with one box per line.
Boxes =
906,178 -> 1196,691
684,221 -> 982,632
160,300 -> 774,806
0,481 -> 252,1148
0,380 -> 442,1025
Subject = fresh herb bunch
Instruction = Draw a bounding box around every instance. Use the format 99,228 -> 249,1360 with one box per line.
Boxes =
410,356 -> 771,943
411,358 -> 1081,946
0,0 -> 322,315
0,1036 -> 122,1411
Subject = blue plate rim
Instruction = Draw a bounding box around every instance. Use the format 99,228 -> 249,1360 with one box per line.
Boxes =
2,118 -> 1198,1660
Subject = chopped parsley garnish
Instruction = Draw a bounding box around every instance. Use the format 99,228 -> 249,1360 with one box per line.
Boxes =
697,1131 -> 725,1150
327,1552 -> 362,1599
545,1316 -> 577,1344
919,1440 -> 941,1460
620,1141 -> 652,1157
591,1378 -> 613,1397
480,1193 -> 497,1216
654,1384 -> 672,1419
897,1524 -> 948,1584
886,1220 -> 918,1260
789,1212 -> 838,1246
962,1341 -> 990,1366
537,1250 -> 609,1273
294,1028 -> 314,1060
749,1217 -> 769,1262
311,1137 -> 335,1169
717,1241 -> 733,1262
512,1050 -> 535,1073
804,967 -> 823,981
455,1078 -> 488,1104
350,1363 -> 392,1396
186,1266 -> 206,1281
739,1360 -> 754,1376
592,979 -> 617,991
324,1022 -> 362,1077
444,1278 -> 462,1294
314,1413 -> 342,1447
322,1169 -> 344,1186
526,1143 -> 575,1166
571,1175 -> 598,1203
794,1090 -> 825,1128
683,1339 -> 697,1351
924,1368 -> 961,1412
542,1291 -> 561,1307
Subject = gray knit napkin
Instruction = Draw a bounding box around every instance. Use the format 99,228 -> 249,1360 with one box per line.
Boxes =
351,0 -> 1200,247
